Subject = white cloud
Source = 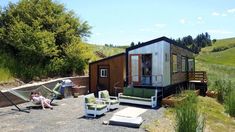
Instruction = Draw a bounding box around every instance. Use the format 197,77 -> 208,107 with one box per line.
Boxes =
197,17 -> 204,24
212,12 -> 220,16
179,18 -> 186,24
207,29 -> 233,35
227,8 -> 235,13
154,23 -> 166,28
197,17 -> 202,20
221,13 -> 227,17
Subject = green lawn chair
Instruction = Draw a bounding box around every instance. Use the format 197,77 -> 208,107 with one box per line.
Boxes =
98,90 -> 119,111
84,93 -> 108,117
52,82 -> 63,99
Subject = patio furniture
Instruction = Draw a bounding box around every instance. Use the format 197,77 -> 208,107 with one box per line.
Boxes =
84,93 -> 108,117
98,90 -> 119,110
118,87 -> 157,108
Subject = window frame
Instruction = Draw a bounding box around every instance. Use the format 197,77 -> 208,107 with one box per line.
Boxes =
100,68 -> 108,78
172,54 -> 178,73
181,56 -> 186,72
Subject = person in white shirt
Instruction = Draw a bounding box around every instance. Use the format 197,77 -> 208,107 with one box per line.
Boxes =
30,92 -> 53,110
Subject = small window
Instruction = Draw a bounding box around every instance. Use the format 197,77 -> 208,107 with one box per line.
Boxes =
181,56 -> 186,72
173,54 -> 177,73
165,53 -> 168,62
100,69 -> 108,77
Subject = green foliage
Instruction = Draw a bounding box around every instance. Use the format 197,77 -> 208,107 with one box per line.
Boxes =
175,92 -> 204,132
0,68 -> 13,83
224,89 -> 235,117
212,39 -> 217,44
211,43 -> 235,52
212,46 -> 230,52
176,32 -> 212,53
0,0 -> 91,81
213,79 -> 232,103
0,52 -> 14,82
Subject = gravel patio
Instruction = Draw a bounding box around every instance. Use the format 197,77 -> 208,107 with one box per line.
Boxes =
0,96 -> 165,132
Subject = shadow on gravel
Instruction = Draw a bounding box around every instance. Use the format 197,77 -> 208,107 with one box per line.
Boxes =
77,115 -> 105,120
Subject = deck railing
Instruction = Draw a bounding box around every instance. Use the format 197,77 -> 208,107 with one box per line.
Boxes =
188,71 -> 207,82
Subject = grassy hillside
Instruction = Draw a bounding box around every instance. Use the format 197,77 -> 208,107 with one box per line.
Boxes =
196,37 -> 235,88
197,47 -> 235,66
201,37 -> 235,53
84,43 -> 124,61
0,43 -> 125,82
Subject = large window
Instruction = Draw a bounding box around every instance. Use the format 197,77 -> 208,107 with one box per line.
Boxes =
173,54 -> 177,73
100,69 -> 108,77
181,56 -> 186,72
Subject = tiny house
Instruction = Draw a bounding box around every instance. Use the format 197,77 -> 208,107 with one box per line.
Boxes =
126,37 -> 195,96
89,53 -> 126,95
89,36 -> 206,97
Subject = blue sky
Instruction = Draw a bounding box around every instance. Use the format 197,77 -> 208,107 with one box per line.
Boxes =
1,0 -> 235,45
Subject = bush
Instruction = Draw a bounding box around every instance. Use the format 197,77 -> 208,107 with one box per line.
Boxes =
175,92 -> 204,132
214,79 -> 232,103
224,87 -> 235,117
212,39 -> 217,44
212,46 -> 229,52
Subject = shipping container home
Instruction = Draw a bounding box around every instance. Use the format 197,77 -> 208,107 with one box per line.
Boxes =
89,36 -> 207,98
89,53 -> 126,96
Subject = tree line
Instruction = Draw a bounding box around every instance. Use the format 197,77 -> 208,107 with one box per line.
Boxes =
130,33 -> 212,54
175,32 -> 212,53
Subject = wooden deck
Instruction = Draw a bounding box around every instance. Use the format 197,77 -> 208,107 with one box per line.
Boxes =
188,71 -> 207,83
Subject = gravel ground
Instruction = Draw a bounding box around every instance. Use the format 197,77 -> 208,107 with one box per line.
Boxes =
0,96 -> 165,132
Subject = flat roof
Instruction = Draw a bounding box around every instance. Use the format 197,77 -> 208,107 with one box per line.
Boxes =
89,52 -> 125,65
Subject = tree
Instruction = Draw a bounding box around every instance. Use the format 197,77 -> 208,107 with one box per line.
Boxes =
0,0 -> 91,80
175,33 -> 211,54
130,42 -> 135,47
212,39 -> 217,44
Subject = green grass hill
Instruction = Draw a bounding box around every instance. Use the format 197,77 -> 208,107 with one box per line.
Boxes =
196,37 -> 235,89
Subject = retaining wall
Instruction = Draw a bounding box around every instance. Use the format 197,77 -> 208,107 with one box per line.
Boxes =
0,76 -> 89,108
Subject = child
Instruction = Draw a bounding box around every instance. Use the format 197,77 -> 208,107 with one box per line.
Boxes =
30,92 -> 53,110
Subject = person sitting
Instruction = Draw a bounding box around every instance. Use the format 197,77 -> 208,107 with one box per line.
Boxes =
30,92 -> 53,110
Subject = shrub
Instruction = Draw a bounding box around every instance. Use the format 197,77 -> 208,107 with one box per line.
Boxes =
214,79 -> 232,103
175,92 -> 204,132
212,46 -> 229,52
224,87 -> 235,117
212,39 -> 217,44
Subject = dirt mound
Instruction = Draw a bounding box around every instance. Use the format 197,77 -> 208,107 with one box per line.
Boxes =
0,79 -> 25,91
